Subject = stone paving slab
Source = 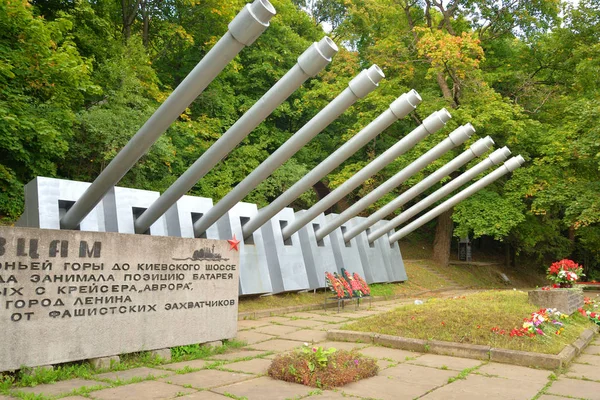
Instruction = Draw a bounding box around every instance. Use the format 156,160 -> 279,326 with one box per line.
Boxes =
309,315 -> 352,324
237,319 -> 271,330
476,362 -> 551,383
221,358 -> 272,374
377,358 -> 398,370
0,396 -> 14,400
160,369 -> 253,389
209,350 -> 268,361
536,396 -> 571,400
161,359 -> 208,371
314,341 -> 370,352
358,345 -> 421,362
236,330 -> 274,344
60,396 -> 91,400
254,324 -> 299,336
305,390 -> 350,399
17,378 -> 108,396
248,339 -> 304,352
90,381 -> 195,400
380,363 -> 456,386
276,318 -> 326,328
582,344 -> 600,355
547,378 -> 600,399
341,375 -> 437,400
283,312 -> 327,319
318,322 -> 348,330
260,316 -> 294,324
420,374 -> 544,400
212,376 -> 313,400
574,354 -> 600,366
283,329 -> 329,343
177,391 -> 231,399
565,363 -> 600,380
406,353 -> 482,371
94,367 -> 172,381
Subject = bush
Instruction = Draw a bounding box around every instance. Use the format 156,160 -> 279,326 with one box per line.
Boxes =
268,345 -> 378,389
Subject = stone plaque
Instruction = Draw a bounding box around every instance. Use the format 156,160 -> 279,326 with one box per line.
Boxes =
0,227 -> 239,371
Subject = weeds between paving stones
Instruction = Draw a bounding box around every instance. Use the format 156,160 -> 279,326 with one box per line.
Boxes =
268,344 -> 378,389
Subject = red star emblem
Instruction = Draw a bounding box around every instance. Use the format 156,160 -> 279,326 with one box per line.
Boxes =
228,235 -> 240,251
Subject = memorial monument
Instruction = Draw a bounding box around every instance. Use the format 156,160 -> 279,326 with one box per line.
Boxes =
2,0 -> 524,371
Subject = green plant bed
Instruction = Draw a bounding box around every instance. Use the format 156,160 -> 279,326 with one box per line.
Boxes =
341,290 -> 594,355
268,345 -> 378,389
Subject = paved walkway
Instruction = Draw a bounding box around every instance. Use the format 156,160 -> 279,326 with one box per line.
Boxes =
4,291 -> 600,400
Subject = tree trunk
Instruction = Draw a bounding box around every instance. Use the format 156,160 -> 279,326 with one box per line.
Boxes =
432,208 -> 453,266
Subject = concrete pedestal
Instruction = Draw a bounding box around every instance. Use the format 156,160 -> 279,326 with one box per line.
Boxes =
296,211 -> 338,289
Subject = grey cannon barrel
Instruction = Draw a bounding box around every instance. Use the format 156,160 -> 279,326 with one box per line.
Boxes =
280,108 -> 453,241
367,146 -> 512,243
314,123 -> 478,242
192,65 -> 384,237
60,0 -> 276,230
342,136 -> 495,242
134,36 -> 338,234
239,90 -> 422,240
388,155 -> 525,242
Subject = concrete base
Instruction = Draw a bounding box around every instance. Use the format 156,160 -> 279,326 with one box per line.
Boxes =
90,356 -> 120,370
216,202 -> 272,295
350,217 -> 390,284
326,213 -> 367,280
261,207 -> 309,293
296,211 -> 338,289
149,349 -> 172,362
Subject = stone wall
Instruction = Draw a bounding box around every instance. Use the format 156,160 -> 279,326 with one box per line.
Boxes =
0,227 -> 239,371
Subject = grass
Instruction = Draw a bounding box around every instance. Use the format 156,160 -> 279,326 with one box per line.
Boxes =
341,290 -> 594,354
0,339 -> 246,395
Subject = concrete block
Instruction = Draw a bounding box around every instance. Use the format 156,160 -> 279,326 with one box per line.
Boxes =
374,334 -> 428,353
216,202 -> 272,295
261,207 -> 309,293
349,217 -> 389,283
326,213 -> 367,282
296,211 -> 338,289
90,356 -> 120,370
325,330 -> 374,344
164,195 -> 219,239
107,186 -> 167,235
18,177 -> 106,231
489,348 -> 561,370
528,289 -> 584,314
427,340 -> 490,360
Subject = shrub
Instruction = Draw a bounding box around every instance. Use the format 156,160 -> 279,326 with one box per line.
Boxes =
268,345 -> 378,389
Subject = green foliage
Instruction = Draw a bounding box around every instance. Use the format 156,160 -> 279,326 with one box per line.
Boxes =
0,0 -> 598,275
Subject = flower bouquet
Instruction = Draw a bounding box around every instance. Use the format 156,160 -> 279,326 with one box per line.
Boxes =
546,259 -> 584,288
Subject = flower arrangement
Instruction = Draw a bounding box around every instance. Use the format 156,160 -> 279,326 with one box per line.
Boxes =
325,272 -> 346,299
578,296 -> 600,326
341,268 -> 363,297
353,272 -> 370,296
334,272 -> 353,298
268,343 -> 378,388
546,259 -> 584,288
